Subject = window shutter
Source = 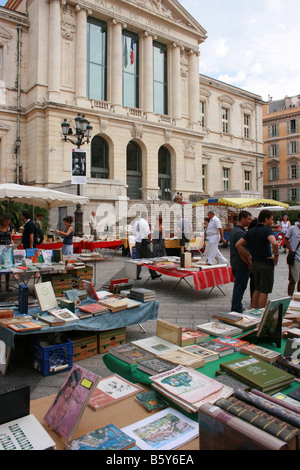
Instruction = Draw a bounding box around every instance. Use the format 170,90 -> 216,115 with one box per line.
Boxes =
287,121 -> 290,134
297,165 -> 299,179
276,167 -> 280,180
297,141 -> 299,154
288,165 -> 291,179
268,168 -> 272,181
276,144 -> 279,156
287,142 -> 290,154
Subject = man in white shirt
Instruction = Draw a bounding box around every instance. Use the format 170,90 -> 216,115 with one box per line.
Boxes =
284,214 -> 300,296
205,210 -> 227,265
134,211 -> 161,280
89,211 -> 97,236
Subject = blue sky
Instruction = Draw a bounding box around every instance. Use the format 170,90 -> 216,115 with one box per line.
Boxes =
0,0 -> 298,101
180,0 -> 299,101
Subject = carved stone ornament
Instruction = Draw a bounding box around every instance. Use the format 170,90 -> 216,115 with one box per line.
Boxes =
61,3 -> 76,41
128,0 -> 187,25
183,140 -> 196,158
131,123 -> 144,139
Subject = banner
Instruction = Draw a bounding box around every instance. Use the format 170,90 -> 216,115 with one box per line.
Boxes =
71,149 -> 86,184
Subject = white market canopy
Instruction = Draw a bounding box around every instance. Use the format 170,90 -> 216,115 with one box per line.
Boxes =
192,197 -> 289,210
0,183 -> 89,210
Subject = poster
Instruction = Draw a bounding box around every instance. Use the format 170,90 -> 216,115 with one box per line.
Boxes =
71,149 -> 86,184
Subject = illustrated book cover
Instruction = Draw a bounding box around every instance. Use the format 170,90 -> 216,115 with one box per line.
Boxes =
65,423 -> 135,450
48,308 -> 79,323
88,374 -> 144,411
196,321 -> 243,337
34,281 -> 58,312
131,336 -> 180,356
137,357 -> 176,375
108,343 -> 154,364
157,348 -> 205,369
257,297 -> 291,339
44,364 -> 100,440
240,343 -> 281,363
0,414 -> 56,450
135,390 -> 168,412
182,344 -> 219,362
121,407 -> 198,450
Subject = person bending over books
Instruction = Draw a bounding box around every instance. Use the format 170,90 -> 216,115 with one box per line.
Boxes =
0,214 -> 14,291
56,216 -> 74,255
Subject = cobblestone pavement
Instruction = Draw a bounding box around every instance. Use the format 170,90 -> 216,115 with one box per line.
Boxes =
0,247 -> 291,399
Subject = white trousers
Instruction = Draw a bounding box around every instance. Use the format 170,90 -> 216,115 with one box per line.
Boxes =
206,235 -> 227,265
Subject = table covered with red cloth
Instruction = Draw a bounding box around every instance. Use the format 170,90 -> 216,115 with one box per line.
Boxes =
142,264 -> 234,291
80,239 -> 122,252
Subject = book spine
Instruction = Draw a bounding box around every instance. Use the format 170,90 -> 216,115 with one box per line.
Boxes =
234,389 -> 300,429
251,389 -> 300,416
215,397 -> 299,448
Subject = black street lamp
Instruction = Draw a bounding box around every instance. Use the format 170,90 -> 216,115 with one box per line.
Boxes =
61,114 -> 93,237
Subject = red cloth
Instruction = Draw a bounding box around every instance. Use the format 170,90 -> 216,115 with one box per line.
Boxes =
80,240 -> 122,252
142,264 -> 234,291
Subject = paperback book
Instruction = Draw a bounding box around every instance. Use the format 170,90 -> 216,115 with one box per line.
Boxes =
48,308 -> 79,323
157,348 -> 205,369
181,328 -> 209,346
137,357 -> 176,375
196,321 -> 243,337
200,340 -> 234,356
108,343 -> 154,364
34,281 -> 58,312
65,423 -> 136,450
0,414 -> 56,450
135,390 -> 168,412
213,336 -> 249,351
131,336 -> 179,356
240,343 -> 281,363
182,344 -> 219,363
88,374 -> 144,411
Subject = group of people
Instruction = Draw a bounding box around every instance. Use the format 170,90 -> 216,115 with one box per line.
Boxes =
230,209 -> 300,314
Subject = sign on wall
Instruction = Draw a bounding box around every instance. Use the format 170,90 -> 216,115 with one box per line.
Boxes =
71,149 -> 86,184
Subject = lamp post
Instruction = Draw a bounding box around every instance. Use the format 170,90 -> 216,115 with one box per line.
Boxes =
61,114 -> 93,237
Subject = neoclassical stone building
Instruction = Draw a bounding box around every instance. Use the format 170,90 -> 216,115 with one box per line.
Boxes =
0,0 -> 264,231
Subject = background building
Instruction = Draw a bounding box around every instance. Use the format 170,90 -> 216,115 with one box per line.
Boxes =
263,95 -> 300,203
1,0 -> 264,233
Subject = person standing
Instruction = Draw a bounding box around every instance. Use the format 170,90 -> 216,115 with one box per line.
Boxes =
284,213 -> 300,296
89,211 -> 97,236
35,212 -> 44,245
152,215 -> 167,257
230,210 -> 252,313
205,210 -> 227,265
176,214 -> 191,254
21,210 -> 37,249
235,209 -> 278,309
0,214 -> 14,291
279,215 -> 291,254
56,216 -> 74,256
134,211 -> 161,280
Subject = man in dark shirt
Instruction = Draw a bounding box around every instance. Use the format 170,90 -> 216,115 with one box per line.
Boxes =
230,210 -> 252,313
235,209 -> 278,309
21,210 -> 37,249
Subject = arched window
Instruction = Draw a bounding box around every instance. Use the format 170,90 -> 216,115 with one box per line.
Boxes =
127,141 -> 142,199
91,136 -> 109,179
158,146 -> 171,200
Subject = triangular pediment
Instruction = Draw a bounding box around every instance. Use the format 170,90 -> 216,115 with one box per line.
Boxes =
125,0 -> 207,40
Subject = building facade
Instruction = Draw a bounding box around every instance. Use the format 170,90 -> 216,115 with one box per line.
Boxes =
263,95 -> 300,203
1,0 -> 264,232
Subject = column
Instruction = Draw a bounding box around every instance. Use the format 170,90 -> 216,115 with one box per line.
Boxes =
75,5 -> 91,105
110,19 -> 126,113
171,43 -> 182,123
48,0 -> 61,99
188,50 -> 200,128
142,31 -> 155,116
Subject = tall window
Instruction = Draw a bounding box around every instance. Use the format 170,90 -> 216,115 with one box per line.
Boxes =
153,42 -> 168,115
244,170 -> 251,190
87,18 -> 107,100
200,102 -> 205,128
268,124 -> 279,137
91,136 -> 109,179
223,168 -> 230,191
202,165 -> 207,192
127,141 -> 142,200
122,31 -> 139,108
268,166 -> 279,181
288,164 -> 299,179
288,119 -> 298,134
158,146 -> 171,201
244,114 -> 250,138
288,140 -> 299,155
268,144 -> 279,157
269,189 -> 280,200
222,108 -> 229,133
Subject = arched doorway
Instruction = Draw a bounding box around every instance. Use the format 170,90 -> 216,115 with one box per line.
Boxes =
158,146 -> 171,200
91,136 -> 109,179
127,141 -> 142,199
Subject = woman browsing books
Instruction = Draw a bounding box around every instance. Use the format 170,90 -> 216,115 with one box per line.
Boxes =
0,214 -> 14,291
56,216 -> 74,255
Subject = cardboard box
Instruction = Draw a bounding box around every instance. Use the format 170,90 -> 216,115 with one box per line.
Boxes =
98,328 -> 126,354
67,333 -> 98,362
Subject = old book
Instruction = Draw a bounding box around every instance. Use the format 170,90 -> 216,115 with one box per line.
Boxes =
31,313 -> 65,327
65,423 -> 135,450
156,319 -> 182,346
0,309 -> 14,319
47,308 -> 79,323
150,365 -> 223,405
200,340 -> 234,356
0,414 -> 56,450
196,321 -> 243,337
182,344 -> 219,363
0,384 -> 30,425
108,343 -> 154,364
88,374 -> 143,411
181,328 -> 209,346
135,390 -> 168,412
7,321 -> 41,333
157,348 -> 205,369
212,336 -> 249,351
234,389 -> 300,429
44,364 -> 100,441
121,407 -> 198,450
78,303 -> 109,315
272,392 -> 300,411
257,297 -> 291,339
215,396 -> 299,449
13,249 -> 26,265
34,281 -> 58,312
220,356 -> 294,393
240,343 -> 281,363
98,297 -> 128,313
0,316 -> 33,328
252,389 -> 300,415
274,356 -> 300,377
198,403 -> 288,450
284,328 -> 300,339
131,336 -> 179,356
214,373 -> 251,392
137,357 -> 176,375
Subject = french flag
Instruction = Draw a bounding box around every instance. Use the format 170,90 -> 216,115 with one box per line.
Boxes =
130,36 -> 134,65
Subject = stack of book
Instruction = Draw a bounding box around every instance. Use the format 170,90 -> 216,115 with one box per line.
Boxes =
150,365 -> 234,413
199,388 -> 300,450
129,288 -> 156,302
196,321 -> 243,337
181,328 -> 209,346
98,297 -> 128,313
212,311 -> 260,331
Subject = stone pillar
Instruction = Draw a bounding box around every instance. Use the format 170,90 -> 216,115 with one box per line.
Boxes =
75,5 -> 91,105
48,0 -> 61,100
171,43 -> 182,124
142,31 -> 155,117
110,19 -> 126,114
188,50 -> 200,128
